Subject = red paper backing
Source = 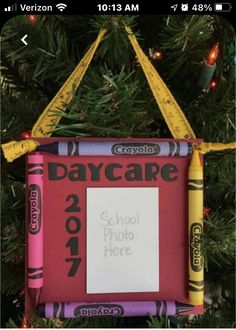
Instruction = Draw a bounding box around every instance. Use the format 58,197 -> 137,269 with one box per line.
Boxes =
25,138 -> 203,315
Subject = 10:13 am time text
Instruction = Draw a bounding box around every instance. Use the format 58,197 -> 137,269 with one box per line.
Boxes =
97,3 -> 139,12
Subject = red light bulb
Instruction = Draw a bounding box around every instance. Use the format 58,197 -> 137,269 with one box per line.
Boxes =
153,50 -> 163,60
20,315 -> 29,328
149,48 -> 163,61
20,130 -> 31,139
28,15 -> 37,24
209,80 -> 217,89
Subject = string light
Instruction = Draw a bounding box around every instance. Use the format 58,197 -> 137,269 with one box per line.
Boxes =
154,50 -> 163,60
198,42 -> 219,90
20,315 -> 29,328
207,42 -> 219,65
149,48 -> 163,61
20,130 -> 31,139
209,80 -> 217,89
28,15 -> 37,24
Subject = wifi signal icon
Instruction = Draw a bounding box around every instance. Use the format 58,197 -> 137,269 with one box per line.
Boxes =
56,3 -> 67,11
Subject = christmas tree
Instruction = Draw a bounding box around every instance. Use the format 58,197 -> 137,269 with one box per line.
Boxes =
1,15 -> 235,328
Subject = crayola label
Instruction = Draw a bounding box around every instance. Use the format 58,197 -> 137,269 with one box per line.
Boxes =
190,223 -> 203,272
111,143 -> 161,155
28,184 -> 42,235
74,304 -> 124,317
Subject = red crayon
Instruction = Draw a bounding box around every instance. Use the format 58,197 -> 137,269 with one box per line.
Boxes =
27,154 -> 43,308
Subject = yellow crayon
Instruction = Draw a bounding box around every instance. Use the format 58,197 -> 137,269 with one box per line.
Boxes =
188,150 -> 204,305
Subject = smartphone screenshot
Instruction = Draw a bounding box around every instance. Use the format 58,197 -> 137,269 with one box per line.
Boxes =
1,0 -> 235,328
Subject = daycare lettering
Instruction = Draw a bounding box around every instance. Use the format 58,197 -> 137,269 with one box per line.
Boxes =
48,162 -> 178,182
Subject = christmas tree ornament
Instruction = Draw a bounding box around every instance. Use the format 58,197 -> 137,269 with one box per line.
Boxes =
20,130 -> 31,140
26,138 -> 204,316
18,25 -> 207,317
197,43 -> 219,90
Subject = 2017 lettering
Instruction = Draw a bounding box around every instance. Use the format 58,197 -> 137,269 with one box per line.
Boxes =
65,194 -> 81,276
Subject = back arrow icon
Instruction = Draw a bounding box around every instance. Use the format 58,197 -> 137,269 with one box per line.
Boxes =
21,34 -> 28,45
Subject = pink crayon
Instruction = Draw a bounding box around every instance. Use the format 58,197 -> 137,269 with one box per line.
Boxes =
27,154 -> 43,307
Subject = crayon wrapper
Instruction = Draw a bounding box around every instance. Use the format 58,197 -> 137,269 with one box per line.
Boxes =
43,301 -> 176,318
27,154 -> 43,288
188,155 -> 204,305
58,141 -> 192,156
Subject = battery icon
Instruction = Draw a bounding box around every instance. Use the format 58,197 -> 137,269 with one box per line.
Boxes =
214,3 -> 232,11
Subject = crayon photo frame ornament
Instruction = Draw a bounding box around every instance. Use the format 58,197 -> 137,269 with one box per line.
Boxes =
25,138 -> 204,318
